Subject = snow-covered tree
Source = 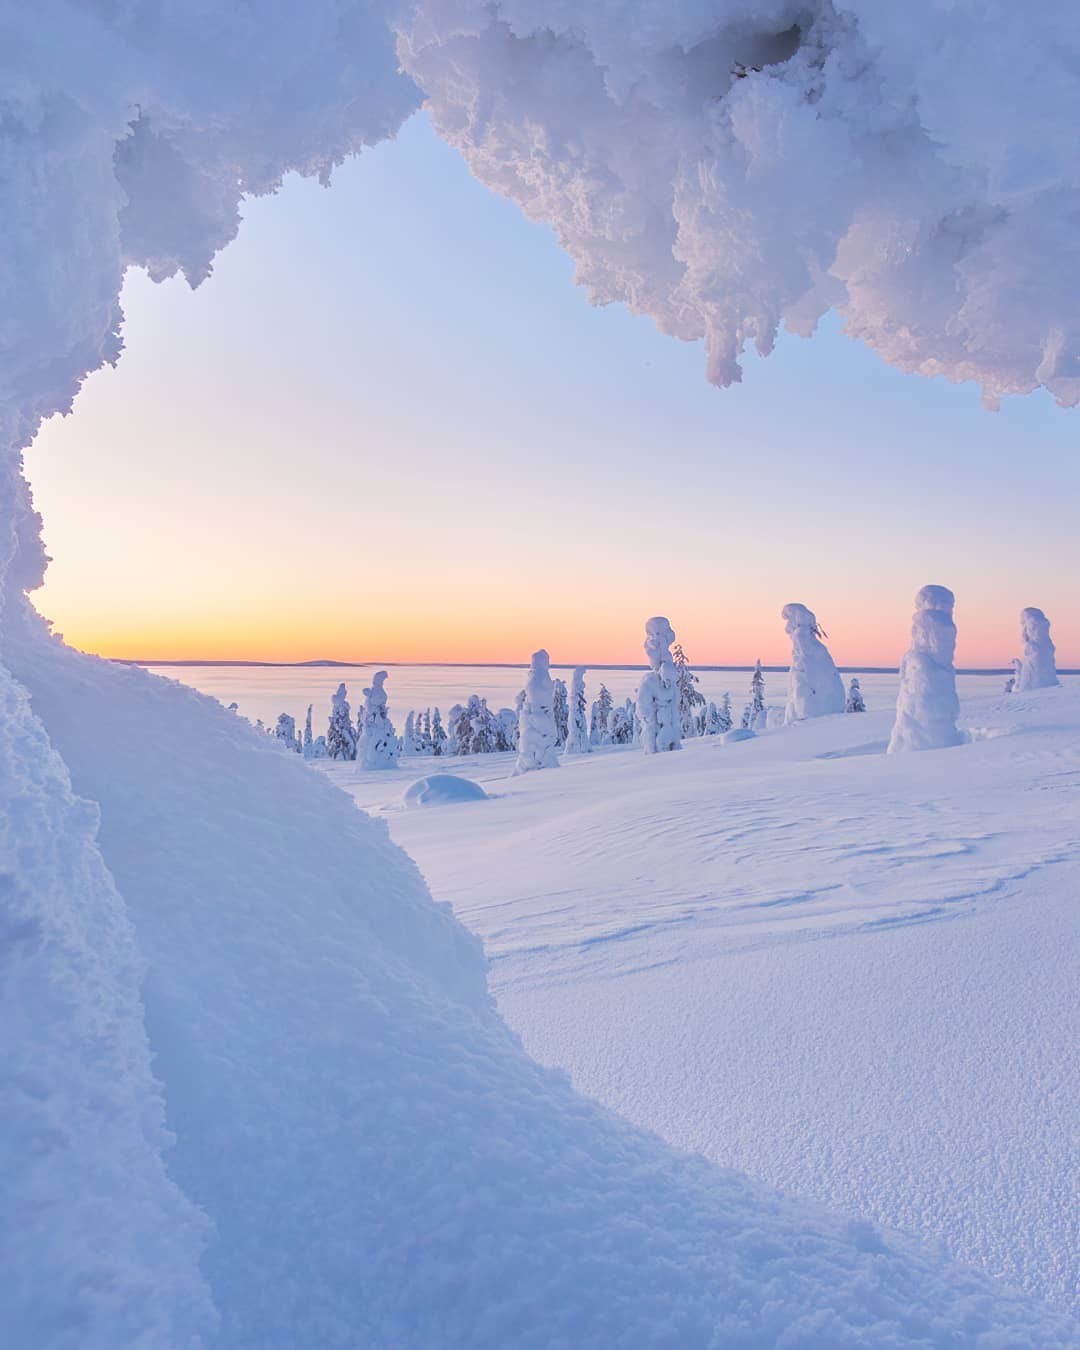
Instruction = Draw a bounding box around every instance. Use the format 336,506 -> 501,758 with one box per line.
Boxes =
431,707 -> 447,757
590,684 -> 614,746
782,604 -> 845,723
326,683 -> 357,761
552,678 -> 569,747
608,704 -> 634,744
274,712 -> 301,752
446,704 -> 466,755
1004,658 -> 1022,694
888,585 -> 963,754
704,702 -> 721,735
564,667 -> 590,755
740,703 -> 752,730
672,643 -> 706,738
496,708 -> 519,752
718,692 -> 733,733
1015,607 -> 1059,691
514,649 -> 560,774
638,616 -> 681,754
404,711 -> 416,756
302,704 -> 314,758
466,696 -> 498,754
845,677 -> 866,713
750,661 -> 767,729
356,671 -> 398,769
420,708 -> 433,754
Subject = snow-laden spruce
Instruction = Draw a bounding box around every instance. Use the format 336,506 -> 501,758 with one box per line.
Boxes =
889,586 -> 963,754
553,677 -> 569,747
326,683 -> 356,761
1015,608 -> 1060,692
846,678 -> 866,713
783,604 -> 845,723
638,617 -> 681,754
514,649 -> 560,774
356,671 -> 398,770
565,667 -> 590,755
274,712 -> 300,752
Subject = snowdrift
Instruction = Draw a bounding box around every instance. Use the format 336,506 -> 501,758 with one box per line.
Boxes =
6,598 -> 1078,1347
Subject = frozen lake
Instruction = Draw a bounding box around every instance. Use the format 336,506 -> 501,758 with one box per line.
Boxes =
143,662 -> 1023,732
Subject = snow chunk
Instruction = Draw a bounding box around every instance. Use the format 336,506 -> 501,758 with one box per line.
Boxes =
889,585 -> 963,753
403,773 -> 489,807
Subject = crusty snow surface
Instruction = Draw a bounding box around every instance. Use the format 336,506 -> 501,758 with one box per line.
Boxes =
342,678 -> 1080,1318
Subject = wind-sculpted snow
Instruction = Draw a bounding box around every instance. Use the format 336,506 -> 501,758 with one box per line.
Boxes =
7,599 -> 1078,1346
402,0 -> 1080,406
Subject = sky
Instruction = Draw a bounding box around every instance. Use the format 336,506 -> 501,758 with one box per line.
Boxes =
25,111 -> 1080,669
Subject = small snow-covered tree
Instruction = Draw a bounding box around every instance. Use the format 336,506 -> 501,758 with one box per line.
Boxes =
565,667 -> 590,754
302,704 -> 314,758
552,678 -> 569,747
465,695 -> 498,754
718,692 -> 733,733
750,660 -> 767,727
845,677 -> 866,713
782,604 -> 845,723
888,585 -> 962,754
608,704 -> 634,744
496,708 -> 518,751
274,712 -> 300,752
326,683 -> 356,761
431,707 -> 447,756
420,708 -> 433,753
704,701 -> 721,735
740,703 -> 752,730
638,616 -> 681,754
310,734 -> 328,759
592,684 -> 613,745
356,671 -> 398,769
1015,607 -> 1059,691
672,643 -> 706,738
404,711 -> 416,756
514,649 -> 560,774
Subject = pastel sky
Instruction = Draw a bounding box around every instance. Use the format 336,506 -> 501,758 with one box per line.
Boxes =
25,113 -> 1080,669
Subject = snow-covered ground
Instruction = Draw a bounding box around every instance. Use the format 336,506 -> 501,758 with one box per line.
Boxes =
338,679 -> 1080,1316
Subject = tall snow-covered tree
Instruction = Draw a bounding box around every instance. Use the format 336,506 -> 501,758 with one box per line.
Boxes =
552,678 -> 569,747
672,643 -> 706,738
514,649 -> 560,774
420,708 -> 433,754
356,671 -> 398,769
590,684 -> 614,746
326,684 -> 356,761
431,707 -> 447,756
638,617 -> 681,754
718,692 -> 733,733
468,696 -> 498,754
750,661 -> 767,729
888,586 -> 962,753
1015,607 -> 1060,691
782,604 -> 845,723
845,677 -> 866,713
565,668 -> 590,755
404,711 -> 416,756
302,704 -> 314,758
446,704 -> 466,755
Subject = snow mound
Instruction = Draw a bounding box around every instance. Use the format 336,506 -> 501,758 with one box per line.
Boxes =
404,773 -> 489,807
722,726 -> 757,744
5,598 -> 1076,1348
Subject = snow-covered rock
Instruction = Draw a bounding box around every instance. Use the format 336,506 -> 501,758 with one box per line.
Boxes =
403,774 -> 488,808
638,617 -> 681,754
782,604 -> 845,723
514,649 -> 560,774
888,586 -> 963,754
1015,608 -> 1060,692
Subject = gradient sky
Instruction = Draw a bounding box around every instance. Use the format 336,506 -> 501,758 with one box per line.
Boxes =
25,112 -> 1080,669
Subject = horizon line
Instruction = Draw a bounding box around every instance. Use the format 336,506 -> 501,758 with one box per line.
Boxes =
109,658 -> 1062,676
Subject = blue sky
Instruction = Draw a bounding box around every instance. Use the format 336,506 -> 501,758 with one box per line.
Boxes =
26,111 -> 1080,666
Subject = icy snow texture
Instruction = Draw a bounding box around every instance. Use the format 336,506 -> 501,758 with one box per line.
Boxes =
1015,607 -> 1059,692
888,586 -> 963,754
515,648 -> 560,773
357,670 -> 398,769
400,0 -> 1080,407
783,603 -> 845,723
639,617 -> 682,754
403,772 -> 489,807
